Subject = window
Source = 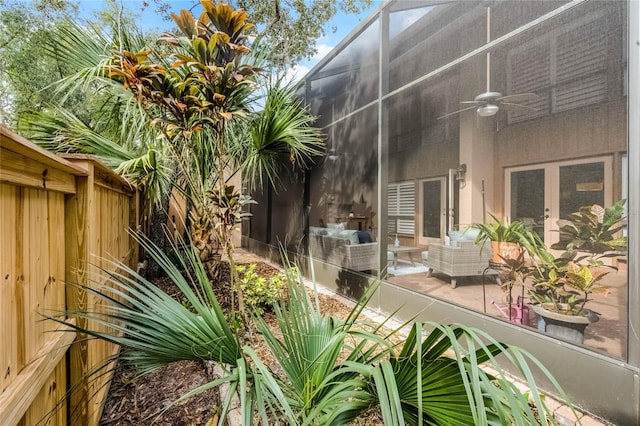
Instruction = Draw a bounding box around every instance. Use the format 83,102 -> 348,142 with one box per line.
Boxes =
507,10 -> 610,123
388,181 -> 415,235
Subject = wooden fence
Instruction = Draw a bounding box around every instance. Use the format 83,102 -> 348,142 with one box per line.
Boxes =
0,126 -> 139,426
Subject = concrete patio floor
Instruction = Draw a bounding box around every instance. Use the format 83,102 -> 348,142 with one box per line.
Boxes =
386,263 -> 628,360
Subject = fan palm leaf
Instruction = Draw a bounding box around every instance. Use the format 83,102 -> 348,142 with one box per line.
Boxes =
20,106 -> 135,166
47,232 -> 242,377
374,321 -> 568,425
233,78 -> 324,191
20,105 -> 172,212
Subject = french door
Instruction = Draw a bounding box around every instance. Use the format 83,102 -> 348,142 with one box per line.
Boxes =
505,157 -> 612,246
418,178 -> 446,245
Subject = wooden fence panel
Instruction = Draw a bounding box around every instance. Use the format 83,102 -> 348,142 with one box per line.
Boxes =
0,183 -> 73,425
0,127 -> 139,426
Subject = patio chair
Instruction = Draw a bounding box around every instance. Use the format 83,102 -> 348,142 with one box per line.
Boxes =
425,232 -> 495,288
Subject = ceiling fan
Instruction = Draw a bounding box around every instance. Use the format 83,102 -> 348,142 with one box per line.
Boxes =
438,6 -> 540,120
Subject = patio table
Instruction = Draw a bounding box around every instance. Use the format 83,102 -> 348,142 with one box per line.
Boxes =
387,245 -> 423,268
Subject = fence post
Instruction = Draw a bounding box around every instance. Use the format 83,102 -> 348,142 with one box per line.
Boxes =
64,163 -> 93,426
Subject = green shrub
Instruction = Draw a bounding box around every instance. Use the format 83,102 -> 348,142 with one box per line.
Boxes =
235,264 -> 291,313
49,233 -> 573,425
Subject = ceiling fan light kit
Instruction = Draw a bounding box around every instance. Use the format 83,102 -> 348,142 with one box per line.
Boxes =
477,103 -> 499,117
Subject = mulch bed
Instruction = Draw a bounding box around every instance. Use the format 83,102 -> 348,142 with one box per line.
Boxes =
99,259 -> 378,425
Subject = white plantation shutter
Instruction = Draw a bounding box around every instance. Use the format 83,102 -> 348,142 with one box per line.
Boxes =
508,11 -> 609,123
388,182 -> 415,235
554,16 -> 607,112
397,220 -> 415,235
508,41 -> 550,124
398,182 -> 415,215
388,185 -> 399,215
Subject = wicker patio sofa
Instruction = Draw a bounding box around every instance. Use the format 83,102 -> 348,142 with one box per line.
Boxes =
308,226 -> 378,271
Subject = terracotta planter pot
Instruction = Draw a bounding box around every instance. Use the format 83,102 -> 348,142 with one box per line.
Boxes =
491,241 -> 521,264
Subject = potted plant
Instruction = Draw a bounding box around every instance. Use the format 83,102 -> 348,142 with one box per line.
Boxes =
527,248 -> 606,343
551,199 -> 627,258
527,201 -> 627,343
471,214 -> 537,264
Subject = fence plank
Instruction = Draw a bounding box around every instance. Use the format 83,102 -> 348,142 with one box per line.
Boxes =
0,321 -> 76,426
0,149 -> 76,194
47,192 -> 67,332
0,184 -> 18,393
65,170 -> 92,426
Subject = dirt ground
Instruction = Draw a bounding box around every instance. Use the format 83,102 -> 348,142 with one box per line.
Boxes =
99,259 -> 379,425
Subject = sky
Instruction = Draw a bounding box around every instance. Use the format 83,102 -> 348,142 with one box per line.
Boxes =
74,0 -> 380,82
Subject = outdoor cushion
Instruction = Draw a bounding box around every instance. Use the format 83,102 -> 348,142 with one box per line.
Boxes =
327,222 -> 347,230
448,230 -> 464,247
357,230 -> 373,244
449,229 -> 480,247
309,226 -> 328,236
338,229 -> 360,245
462,228 -> 480,240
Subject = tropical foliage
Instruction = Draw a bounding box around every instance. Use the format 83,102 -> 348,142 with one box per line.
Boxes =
469,215 -> 544,263
471,214 -> 533,245
235,263 -> 289,314
503,201 -> 627,315
18,14 -> 173,218
527,249 -> 611,315
136,0 -> 375,67
102,3 -> 323,318
551,199 -> 627,256
18,2 -> 324,291
49,234 -> 571,425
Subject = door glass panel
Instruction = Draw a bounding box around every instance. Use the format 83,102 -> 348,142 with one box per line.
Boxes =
510,169 -> 545,239
422,180 -> 442,239
559,162 -> 604,219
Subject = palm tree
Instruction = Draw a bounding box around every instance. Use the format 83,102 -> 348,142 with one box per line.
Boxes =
20,1 -> 324,292
104,2 -> 323,317
19,12 -> 175,238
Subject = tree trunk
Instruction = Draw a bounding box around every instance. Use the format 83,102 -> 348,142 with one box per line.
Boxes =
143,198 -> 171,280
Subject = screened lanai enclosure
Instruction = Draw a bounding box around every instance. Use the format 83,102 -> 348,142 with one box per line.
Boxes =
243,1 -> 639,424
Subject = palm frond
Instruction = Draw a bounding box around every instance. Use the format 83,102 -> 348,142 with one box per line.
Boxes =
377,321 -> 567,425
250,268 -> 381,424
46,18 -> 152,102
116,149 -> 174,209
45,232 -> 242,376
19,105 -> 172,211
235,77 -> 324,191
19,106 -> 136,166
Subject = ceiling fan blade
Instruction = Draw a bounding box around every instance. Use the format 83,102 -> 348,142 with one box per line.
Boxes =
460,101 -> 483,105
498,93 -> 540,103
500,102 -> 537,114
437,105 -> 478,120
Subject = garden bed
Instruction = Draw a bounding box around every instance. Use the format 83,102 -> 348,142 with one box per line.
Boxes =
99,260 -> 381,425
